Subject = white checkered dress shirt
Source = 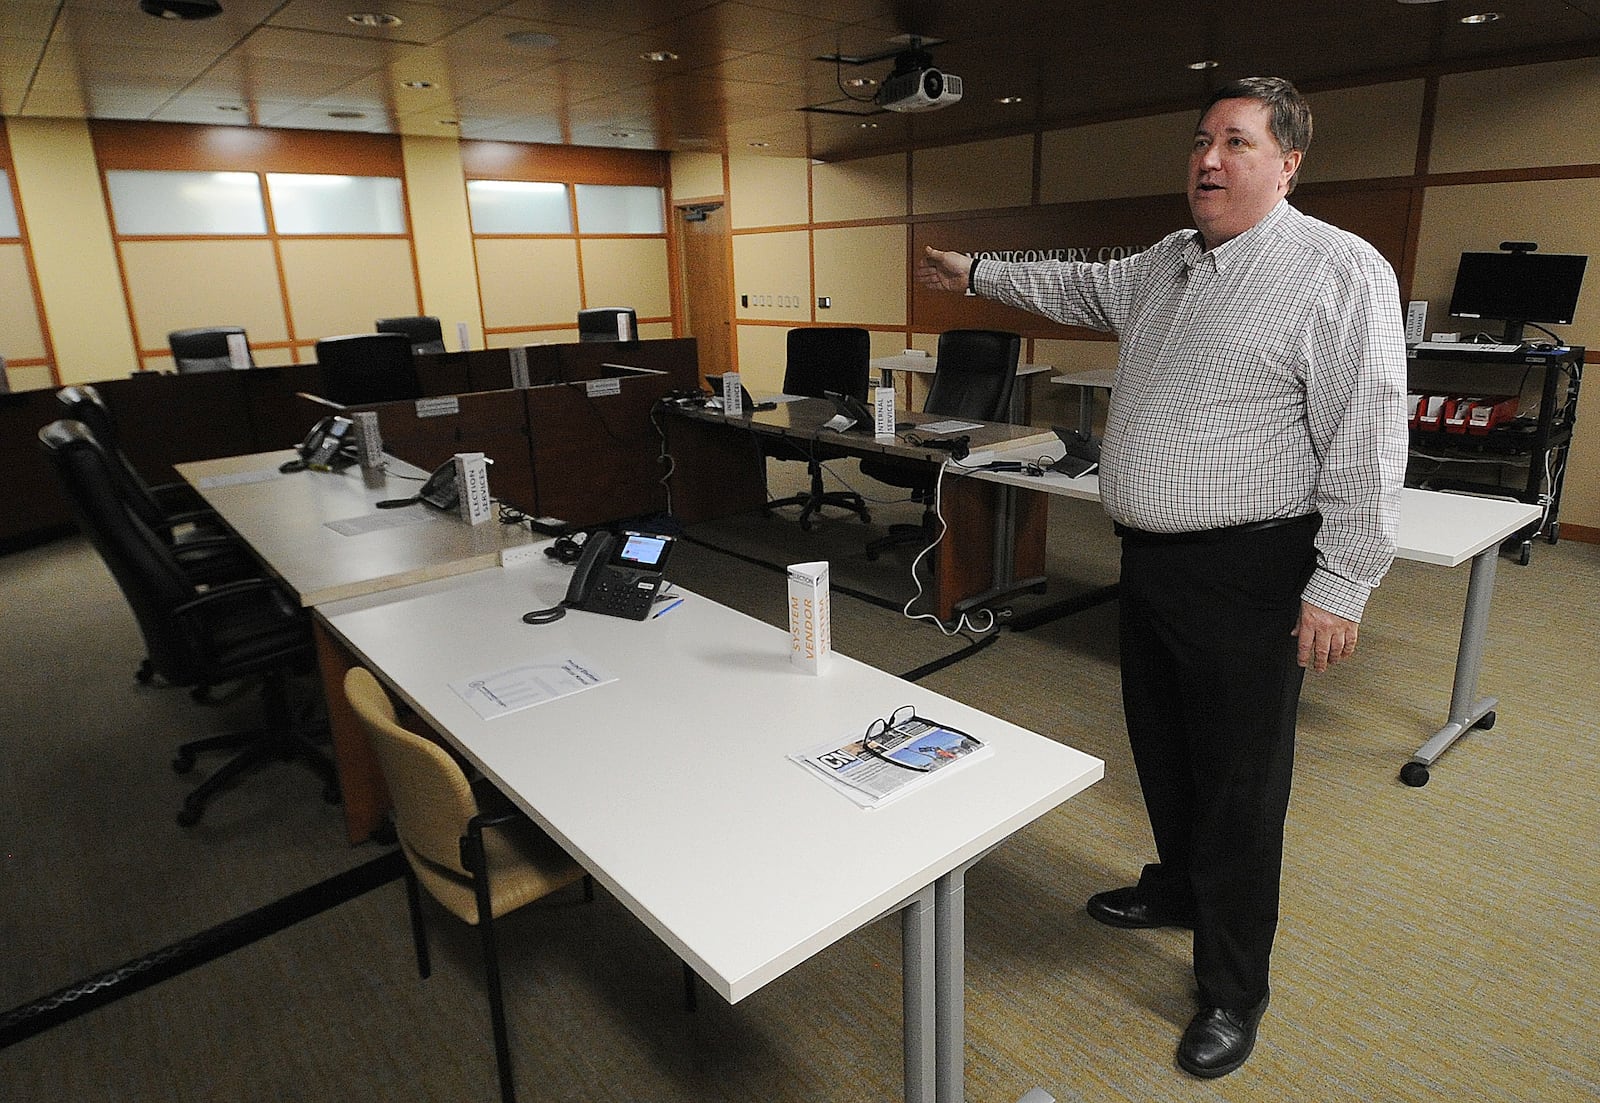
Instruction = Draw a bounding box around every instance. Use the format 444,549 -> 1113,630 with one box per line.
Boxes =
973,201 -> 1409,620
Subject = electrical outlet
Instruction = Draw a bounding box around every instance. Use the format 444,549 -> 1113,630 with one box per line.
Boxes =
499,543 -> 541,567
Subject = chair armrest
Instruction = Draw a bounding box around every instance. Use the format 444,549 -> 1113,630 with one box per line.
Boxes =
460,807 -> 523,873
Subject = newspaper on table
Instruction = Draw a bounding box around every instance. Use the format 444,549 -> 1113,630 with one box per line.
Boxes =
790,714 -> 990,808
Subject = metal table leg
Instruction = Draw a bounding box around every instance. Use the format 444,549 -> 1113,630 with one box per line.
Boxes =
935,867 -> 966,1103
1401,547 -> 1502,786
903,885 -> 937,1103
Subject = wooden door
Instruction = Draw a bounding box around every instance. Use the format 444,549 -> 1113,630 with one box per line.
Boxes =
678,203 -> 732,380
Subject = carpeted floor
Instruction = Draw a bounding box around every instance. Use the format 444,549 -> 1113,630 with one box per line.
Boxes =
2,459 -> 1596,1102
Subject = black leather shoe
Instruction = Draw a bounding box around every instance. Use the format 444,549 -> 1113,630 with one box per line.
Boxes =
1176,991 -> 1270,1078
1085,886 -> 1195,929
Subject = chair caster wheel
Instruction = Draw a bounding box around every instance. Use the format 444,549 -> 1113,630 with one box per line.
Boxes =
172,754 -> 196,775
1475,710 -> 1495,730
176,805 -> 202,827
1399,762 -> 1429,787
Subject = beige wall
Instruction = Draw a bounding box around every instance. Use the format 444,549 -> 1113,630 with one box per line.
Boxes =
402,134 -> 483,350
6,118 -> 136,384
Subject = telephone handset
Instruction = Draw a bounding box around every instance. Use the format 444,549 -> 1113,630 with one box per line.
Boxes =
563,530 -> 675,620
282,415 -> 354,472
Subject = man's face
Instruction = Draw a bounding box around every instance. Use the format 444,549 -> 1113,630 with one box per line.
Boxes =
1187,98 -> 1301,249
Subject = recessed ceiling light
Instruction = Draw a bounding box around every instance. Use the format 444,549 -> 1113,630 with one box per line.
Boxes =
844,77 -> 877,89
610,130 -> 634,138
327,110 -> 367,119
1459,11 -> 1500,23
216,104 -> 245,112
996,96 -> 1023,105
347,13 -> 401,28
640,50 -> 679,63
400,80 -> 434,90
139,0 -> 221,18
505,31 -> 559,49
439,119 -> 459,127
1187,59 -> 1219,70
748,141 -> 769,148
858,122 -> 878,129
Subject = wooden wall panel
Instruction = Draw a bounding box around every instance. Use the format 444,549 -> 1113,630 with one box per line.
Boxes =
91,121 -> 404,175
913,135 -> 1033,215
813,224 -> 906,326
813,153 -> 907,223
731,230 -> 809,323
279,239 -> 418,343
0,243 -> 47,359
119,239 -> 288,350
1040,112 -> 1194,205
475,238 -> 581,329
728,155 -> 808,229
580,237 -> 672,317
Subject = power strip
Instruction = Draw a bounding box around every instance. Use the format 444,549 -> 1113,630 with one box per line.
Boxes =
499,542 -> 541,567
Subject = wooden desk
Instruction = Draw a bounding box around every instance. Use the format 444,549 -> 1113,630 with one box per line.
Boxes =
179,450 -> 539,841
665,398 -> 1055,621
960,440 -> 1543,783
315,559 -> 1104,1103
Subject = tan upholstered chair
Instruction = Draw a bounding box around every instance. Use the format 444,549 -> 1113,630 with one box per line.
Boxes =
343,667 -> 588,1103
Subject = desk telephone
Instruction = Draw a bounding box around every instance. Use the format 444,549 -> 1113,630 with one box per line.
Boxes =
281,415 -> 354,472
563,530 -> 675,620
375,458 -> 461,510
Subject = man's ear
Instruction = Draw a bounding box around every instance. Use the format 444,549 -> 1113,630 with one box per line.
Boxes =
1281,149 -> 1303,188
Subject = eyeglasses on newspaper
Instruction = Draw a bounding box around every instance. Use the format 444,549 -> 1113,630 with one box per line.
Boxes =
862,705 -> 980,771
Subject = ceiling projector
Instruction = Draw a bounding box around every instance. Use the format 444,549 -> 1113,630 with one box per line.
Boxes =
875,54 -> 963,113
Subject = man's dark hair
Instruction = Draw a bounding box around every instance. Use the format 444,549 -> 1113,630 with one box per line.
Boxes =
1202,77 -> 1313,191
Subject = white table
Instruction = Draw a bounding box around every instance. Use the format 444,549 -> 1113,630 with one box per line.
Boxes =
872,354 -> 1055,423
180,450 -> 543,841
1049,368 -> 1117,435
178,451 -> 537,607
960,442 -> 1542,782
316,559 -> 1104,1102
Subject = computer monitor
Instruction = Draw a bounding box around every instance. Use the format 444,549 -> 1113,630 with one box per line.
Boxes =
1447,250 -> 1587,343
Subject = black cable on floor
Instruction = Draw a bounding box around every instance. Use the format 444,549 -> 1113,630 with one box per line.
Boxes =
0,849 -> 405,1051
898,629 -> 1000,681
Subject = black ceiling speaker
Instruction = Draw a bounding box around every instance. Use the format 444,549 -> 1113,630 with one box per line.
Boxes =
140,0 -> 223,19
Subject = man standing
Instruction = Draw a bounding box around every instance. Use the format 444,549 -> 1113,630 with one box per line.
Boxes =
918,77 -> 1407,1077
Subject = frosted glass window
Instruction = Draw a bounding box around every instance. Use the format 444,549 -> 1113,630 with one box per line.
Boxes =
106,170 -> 267,235
0,171 -> 17,238
575,185 -> 664,234
266,173 -> 406,235
467,180 -> 571,234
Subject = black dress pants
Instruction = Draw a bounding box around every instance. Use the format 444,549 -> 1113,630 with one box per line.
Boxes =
1116,515 -> 1319,1010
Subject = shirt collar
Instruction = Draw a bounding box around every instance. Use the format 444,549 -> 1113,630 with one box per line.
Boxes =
1184,199 -> 1292,273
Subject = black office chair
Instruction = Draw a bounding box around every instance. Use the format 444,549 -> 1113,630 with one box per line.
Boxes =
576,306 -> 637,342
314,332 -> 421,406
168,326 -> 253,373
763,327 -> 873,530
376,314 -> 448,355
55,385 -> 255,587
861,329 -> 1020,560
38,420 -> 338,826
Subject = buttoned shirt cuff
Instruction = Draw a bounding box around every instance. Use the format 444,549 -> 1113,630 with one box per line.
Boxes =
967,257 -> 982,294
1301,567 -> 1371,623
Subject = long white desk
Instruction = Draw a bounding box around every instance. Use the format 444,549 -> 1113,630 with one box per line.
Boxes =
1049,368 -> 1117,436
316,558 -> 1103,1102
179,450 -> 542,841
177,451 -> 537,608
961,440 -> 1542,783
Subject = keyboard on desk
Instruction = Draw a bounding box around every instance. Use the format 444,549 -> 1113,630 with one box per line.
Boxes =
1412,341 -> 1524,354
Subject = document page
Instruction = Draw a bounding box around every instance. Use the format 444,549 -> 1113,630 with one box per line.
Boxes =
790,716 -> 989,808
449,654 -> 615,720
